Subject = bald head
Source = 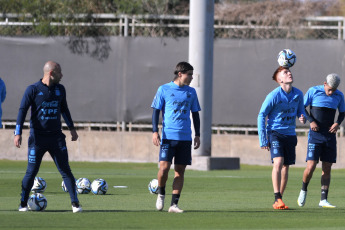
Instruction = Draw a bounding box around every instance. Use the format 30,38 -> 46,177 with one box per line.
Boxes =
43,61 -> 60,74
42,61 -> 63,85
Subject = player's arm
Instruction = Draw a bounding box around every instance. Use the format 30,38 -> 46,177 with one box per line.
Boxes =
1,79 -> 6,103
152,108 -> 161,146
60,86 -> 78,141
329,111 -> 345,133
257,94 -> 273,150
192,111 -> 200,149
304,90 -> 318,131
297,92 -> 306,124
14,86 -> 34,148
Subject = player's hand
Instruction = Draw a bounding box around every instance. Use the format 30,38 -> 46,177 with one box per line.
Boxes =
152,132 -> 161,146
329,123 -> 340,134
299,114 -> 306,124
70,129 -> 78,141
194,136 -> 200,149
310,121 -> 319,132
14,135 -> 22,148
261,146 -> 270,151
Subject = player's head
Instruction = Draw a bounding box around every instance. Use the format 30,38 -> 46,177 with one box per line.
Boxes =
44,61 -> 63,84
272,66 -> 292,84
174,62 -> 194,80
173,62 -> 194,86
324,73 -> 340,96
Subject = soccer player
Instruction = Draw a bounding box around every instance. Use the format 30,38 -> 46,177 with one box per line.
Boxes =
151,61 -> 201,213
258,66 -> 306,210
0,77 -> 6,128
297,73 -> 345,208
15,61 -> 82,213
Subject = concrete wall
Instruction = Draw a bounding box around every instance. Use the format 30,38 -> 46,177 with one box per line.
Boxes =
2,129 -> 345,169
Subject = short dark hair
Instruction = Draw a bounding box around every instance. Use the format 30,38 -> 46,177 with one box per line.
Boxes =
272,66 -> 289,82
173,62 -> 194,80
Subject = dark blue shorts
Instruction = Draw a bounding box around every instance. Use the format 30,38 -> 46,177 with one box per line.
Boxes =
269,131 -> 297,165
306,131 -> 337,163
159,139 -> 192,165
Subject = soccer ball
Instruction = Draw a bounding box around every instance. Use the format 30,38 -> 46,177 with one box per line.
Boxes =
76,178 -> 91,194
277,49 -> 296,68
28,193 -> 47,211
91,178 -> 108,195
31,177 -> 47,193
61,180 -> 68,192
148,179 -> 159,194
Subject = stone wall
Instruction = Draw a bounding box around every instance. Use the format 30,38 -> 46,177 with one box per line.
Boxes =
2,129 -> 345,169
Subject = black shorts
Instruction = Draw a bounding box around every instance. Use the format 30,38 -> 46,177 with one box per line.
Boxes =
306,131 -> 337,163
159,139 -> 192,165
269,131 -> 297,165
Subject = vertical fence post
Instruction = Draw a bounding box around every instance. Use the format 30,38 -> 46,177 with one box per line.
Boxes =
124,15 -> 128,37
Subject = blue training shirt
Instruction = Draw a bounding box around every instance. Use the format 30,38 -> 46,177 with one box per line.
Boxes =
151,81 -> 201,141
258,86 -> 305,147
15,80 -> 75,135
304,85 -> 345,132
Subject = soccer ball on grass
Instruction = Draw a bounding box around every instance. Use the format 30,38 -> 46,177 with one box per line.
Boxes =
277,49 -> 296,68
76,178 -> 91,194
31,177 -> 47,193
148,179 -> 159,194
91,178 -> 108,195
28,193 -> 47,211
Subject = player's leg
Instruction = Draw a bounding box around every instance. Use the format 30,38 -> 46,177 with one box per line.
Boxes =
297,160 -> 317,207
280,164 -> 289,196
269,132 -> 288,209
319,137 -> 336,208
157,161 -> 171,194
49,133 -> 81,212
168,164 -> 186,213
272,157 -> 286,209
19,135 -> 45,211
319,161 -> 335,208
156,139 -> 175,211
168,140 -> 192,213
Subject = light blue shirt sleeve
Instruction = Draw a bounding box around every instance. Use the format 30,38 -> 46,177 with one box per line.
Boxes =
257,94 -> 274,147
296,90 -> 306,118
151,86 -> 164,110
190,88 -> 201,112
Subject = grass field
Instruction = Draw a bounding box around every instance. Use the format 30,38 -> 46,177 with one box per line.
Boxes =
1,160 -> 345,230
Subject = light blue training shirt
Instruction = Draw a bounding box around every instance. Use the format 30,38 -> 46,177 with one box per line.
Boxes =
304,85 -> 345,111
151,81 -> 201,141
258,86 -> 305,147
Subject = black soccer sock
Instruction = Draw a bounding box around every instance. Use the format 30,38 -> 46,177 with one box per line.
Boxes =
20,201 -> 27,207
302,181 -> 309,191
158,186 -> 166,195
274,192 -> 282,202
321,189 -> 328,201
171,194 -> 180,206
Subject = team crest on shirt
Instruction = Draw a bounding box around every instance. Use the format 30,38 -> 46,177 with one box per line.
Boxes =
55,88 -> 60,96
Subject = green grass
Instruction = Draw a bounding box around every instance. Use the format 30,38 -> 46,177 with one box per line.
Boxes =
1,160 -> 345,229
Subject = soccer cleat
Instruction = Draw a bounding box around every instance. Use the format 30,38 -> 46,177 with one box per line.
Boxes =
273,198 -> 289,210
297,190 -> 307,207
168,204 -> 184,213
319,200 -> 336,208
156,194 -> 165,211
72,202 -> 83,213
18,205 -> 28,212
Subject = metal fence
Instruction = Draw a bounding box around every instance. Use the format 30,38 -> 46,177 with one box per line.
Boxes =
3,121 -> 344,137
0,14 -> 344,39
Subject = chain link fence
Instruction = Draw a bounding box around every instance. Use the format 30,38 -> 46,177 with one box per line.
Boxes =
0,14 -> 343,39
